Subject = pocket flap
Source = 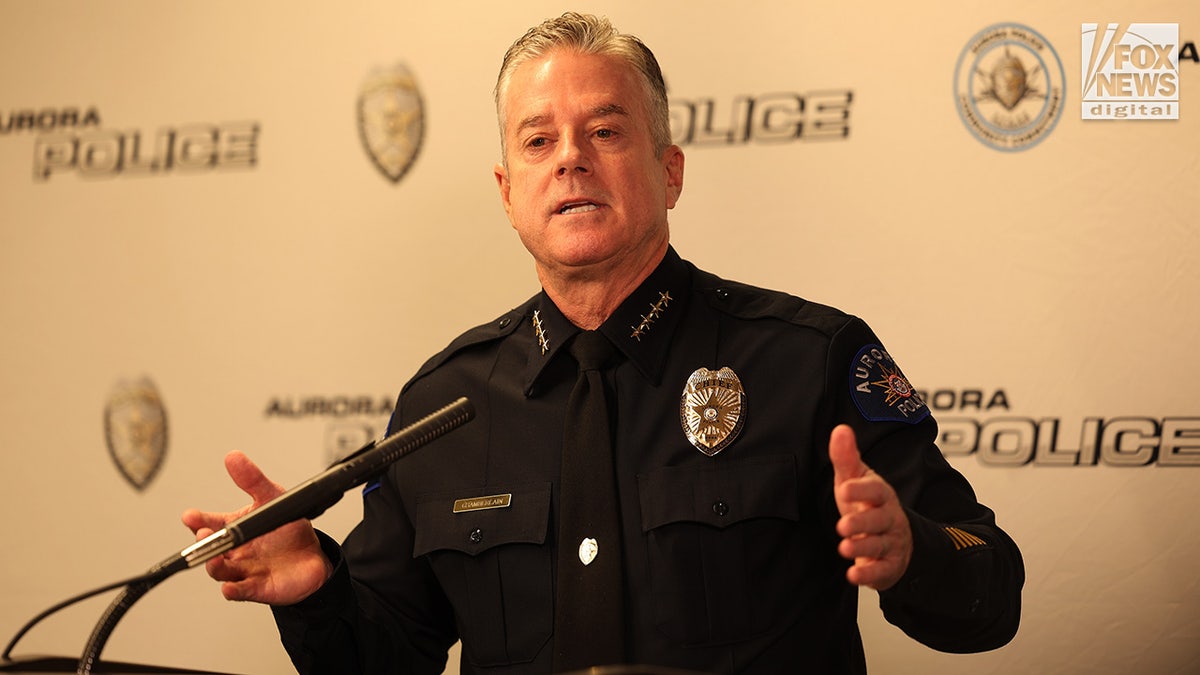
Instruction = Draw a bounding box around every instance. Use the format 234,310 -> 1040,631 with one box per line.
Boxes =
412,481 -> 552,557
638,455 -> 799,531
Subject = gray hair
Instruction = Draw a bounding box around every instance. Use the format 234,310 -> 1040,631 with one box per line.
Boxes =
494,12 -> 671,159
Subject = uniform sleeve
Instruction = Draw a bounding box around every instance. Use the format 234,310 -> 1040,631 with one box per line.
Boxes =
824,317 -> 1025,653
271,467 -> 458,674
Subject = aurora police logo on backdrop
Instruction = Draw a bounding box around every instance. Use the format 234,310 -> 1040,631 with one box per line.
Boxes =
103,377 -> 168,491
1,106 -> 100,135
668,89 -> 853,146
922,387 -> 1200,467
357,63 -> 424,183
1082,23 -> 1180,120
265,394 -> 394,464
12,106 -> 259,181
954,23 -> 1064,151
3,107 -> 260,181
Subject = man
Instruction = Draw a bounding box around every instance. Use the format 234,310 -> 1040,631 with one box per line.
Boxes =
183,12 -> 1023,674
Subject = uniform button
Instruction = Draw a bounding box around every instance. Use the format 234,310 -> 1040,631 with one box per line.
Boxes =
712,501 -> 729,517
498,317 -> 511,329
469,528 -> 484,544
715,288 -> 729,300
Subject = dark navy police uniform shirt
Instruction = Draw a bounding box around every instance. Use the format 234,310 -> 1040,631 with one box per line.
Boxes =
274,247 -> 1024,674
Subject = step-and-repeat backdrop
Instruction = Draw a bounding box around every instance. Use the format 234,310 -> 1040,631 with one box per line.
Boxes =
2,2 -> 1196,673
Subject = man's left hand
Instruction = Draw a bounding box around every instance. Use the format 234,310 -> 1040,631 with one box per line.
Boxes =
830,424 -> 913,591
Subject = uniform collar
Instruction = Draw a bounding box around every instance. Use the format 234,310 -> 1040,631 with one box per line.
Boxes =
522,246 -> 692,395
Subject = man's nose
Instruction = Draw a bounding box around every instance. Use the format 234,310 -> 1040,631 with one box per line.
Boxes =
555,133 -> 592,177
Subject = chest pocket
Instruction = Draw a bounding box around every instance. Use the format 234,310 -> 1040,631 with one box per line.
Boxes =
412,481 -> 553,668
638,455 -> 802,646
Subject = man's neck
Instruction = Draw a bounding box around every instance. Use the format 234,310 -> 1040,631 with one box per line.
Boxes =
537,242 -> 668,330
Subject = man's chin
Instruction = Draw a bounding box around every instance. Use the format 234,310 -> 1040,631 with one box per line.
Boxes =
539,239 -> 666,282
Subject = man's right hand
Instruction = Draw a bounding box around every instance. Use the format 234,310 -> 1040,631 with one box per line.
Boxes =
181,450 -> 334,606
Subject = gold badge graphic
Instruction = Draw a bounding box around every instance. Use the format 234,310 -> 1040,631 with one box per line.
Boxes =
103,377 -> 168,491
680,367 -> 745,456
357,63 -> 425,183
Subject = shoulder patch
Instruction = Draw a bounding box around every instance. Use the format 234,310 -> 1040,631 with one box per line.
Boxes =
848,344 -> 929,424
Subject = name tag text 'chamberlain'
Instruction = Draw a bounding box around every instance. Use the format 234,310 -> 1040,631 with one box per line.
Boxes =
452,493 -> 513,513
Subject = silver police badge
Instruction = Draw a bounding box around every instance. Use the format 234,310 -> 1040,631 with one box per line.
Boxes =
103,377 -> 168,491
680,367 -> 745,456
357,63 -> 425,183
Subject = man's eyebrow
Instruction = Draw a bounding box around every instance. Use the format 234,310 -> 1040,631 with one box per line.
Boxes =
515,114 -> 550,135
513,104 -> 630,135
592,103 -> 629,118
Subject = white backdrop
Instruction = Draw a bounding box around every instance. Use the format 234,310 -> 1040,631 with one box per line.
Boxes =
2,2 -> 1197,673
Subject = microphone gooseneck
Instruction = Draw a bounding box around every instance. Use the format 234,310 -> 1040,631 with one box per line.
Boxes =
157,396 -> 475,575
1,397 -> 475,675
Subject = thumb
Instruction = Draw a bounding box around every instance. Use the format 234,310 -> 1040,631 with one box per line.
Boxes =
224,450 -> 284,507
830,424 -> 868,487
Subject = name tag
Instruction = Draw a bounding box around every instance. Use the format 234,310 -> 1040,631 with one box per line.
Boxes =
452,493 -> 512,513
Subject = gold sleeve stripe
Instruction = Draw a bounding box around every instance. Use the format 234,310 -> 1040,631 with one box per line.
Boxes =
943,526 -> 989,551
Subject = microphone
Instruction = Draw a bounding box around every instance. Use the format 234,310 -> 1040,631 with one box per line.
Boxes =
1,396 -> 474,674
154,396 -> 475,577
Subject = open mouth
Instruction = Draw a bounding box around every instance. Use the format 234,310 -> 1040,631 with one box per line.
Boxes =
558,201 -> 599,215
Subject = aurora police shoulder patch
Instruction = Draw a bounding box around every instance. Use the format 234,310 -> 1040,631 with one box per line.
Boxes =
849,345 -> 929,424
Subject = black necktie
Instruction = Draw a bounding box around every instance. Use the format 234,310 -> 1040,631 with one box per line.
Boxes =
553,330 -> 626,671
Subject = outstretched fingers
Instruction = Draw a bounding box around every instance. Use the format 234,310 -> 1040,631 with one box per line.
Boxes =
828,424 -> 913,590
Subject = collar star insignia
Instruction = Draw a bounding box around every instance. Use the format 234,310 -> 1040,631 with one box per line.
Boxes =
532,310 -> 550,355
630,291 -> 673,341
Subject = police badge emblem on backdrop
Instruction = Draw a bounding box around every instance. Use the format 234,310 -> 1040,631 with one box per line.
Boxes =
953,23 -> 1065,151
103,377 -> 168,491
357,63 -> 425,183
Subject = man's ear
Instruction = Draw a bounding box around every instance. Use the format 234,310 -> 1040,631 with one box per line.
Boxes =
662,145 -> 685,209
494,162 -> 512,218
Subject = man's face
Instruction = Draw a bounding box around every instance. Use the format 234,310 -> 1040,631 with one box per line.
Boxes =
494,49 -> 684,281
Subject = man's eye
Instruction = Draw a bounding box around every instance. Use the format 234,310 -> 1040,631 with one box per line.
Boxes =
596,129 -> 613,139
528,137 -> 547,148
